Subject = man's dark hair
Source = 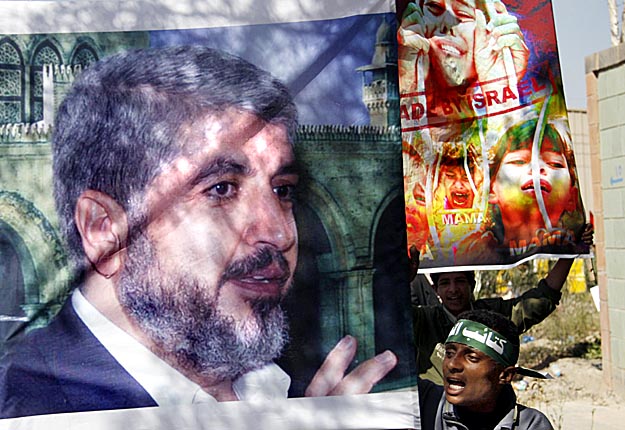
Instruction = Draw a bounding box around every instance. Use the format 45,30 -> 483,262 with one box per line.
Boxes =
457,309 -> 521,363
53,46 -> 297,268
431,271 -> 476,290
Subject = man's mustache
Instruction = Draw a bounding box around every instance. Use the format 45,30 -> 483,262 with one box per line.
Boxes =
221,247 -> 291,283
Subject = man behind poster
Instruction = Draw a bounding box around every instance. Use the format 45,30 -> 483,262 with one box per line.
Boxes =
0,46 -> 398,418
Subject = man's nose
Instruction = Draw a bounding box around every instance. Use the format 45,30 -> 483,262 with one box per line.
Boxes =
445,352 -> 462,372
242,191 -> 296,251
529,160 -> 547,176
437,11 -> 459,36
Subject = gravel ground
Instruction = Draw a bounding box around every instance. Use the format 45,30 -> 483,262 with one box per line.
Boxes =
514,357 -> 625,430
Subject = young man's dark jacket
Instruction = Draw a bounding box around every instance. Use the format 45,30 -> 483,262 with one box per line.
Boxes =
418,379 -> 553,430
413,279 -> 561,383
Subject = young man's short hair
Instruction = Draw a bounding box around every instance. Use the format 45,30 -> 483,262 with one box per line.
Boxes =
431,271 -> 476,290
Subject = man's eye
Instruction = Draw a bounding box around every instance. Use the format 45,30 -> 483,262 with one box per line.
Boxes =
206,182 -> 237,199
425,1 -> 445,15
427,5 -> 445,15
273,184 -> 296,202
506,158 -> 527,165
467,354 -> 480,363
547,161 -> 565,168
544,155 -> 566,169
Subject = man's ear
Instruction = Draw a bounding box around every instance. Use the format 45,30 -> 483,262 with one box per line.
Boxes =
74,190 -> 128,279
499,366 -> 517,385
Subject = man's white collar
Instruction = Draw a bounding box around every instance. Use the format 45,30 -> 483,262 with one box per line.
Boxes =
71,289 -> 290,405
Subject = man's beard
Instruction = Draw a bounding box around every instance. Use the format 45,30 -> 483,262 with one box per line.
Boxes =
117,232 -> 290,382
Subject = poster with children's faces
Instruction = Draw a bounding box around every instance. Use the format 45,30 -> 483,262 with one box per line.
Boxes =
398,0 -> 588,270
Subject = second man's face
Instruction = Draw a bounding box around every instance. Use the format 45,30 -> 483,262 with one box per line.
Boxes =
435,273 -> 472,315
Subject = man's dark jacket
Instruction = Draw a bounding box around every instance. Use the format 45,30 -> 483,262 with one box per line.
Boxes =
413,279 -> 562,383
0,301 -> 156,418
418,379 -> 554,430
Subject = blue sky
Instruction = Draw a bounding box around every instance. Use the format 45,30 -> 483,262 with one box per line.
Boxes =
552,0 -> 612,109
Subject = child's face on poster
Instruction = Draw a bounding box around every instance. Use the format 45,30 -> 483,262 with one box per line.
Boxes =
490,135 -> 574,226
441,163 -> 474,209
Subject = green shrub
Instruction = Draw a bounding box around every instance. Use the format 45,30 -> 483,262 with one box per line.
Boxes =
476,263 -> 600,367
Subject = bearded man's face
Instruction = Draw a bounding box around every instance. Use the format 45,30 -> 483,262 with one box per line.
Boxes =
118,110 -> 298,380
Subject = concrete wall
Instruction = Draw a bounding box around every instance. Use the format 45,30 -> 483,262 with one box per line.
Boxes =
567,109 -> 595,217
586,44 -> 625,400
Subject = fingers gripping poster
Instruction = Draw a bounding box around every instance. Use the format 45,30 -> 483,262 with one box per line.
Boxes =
397,0 -> 588,270
0,1 -> 418,429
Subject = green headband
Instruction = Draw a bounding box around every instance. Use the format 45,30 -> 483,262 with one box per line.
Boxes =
446,319 -> 517,367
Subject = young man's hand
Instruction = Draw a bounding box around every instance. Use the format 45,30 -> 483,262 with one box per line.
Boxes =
580,223 -> 594,246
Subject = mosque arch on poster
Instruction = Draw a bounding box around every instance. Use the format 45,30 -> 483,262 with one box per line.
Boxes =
0,192 -> 69,331
0,219 -> 32,350
0,37 -> 26,123
70,38 -> 100,68
371,189 -> 414,385
279,179 -> 355,397
29,38 -> 62,123
297,178 -> 356,273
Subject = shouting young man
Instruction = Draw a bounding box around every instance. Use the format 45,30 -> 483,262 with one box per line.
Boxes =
418,309 -> 553,430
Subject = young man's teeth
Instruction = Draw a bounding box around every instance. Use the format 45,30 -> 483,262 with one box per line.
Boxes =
442,45 -> 460,56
